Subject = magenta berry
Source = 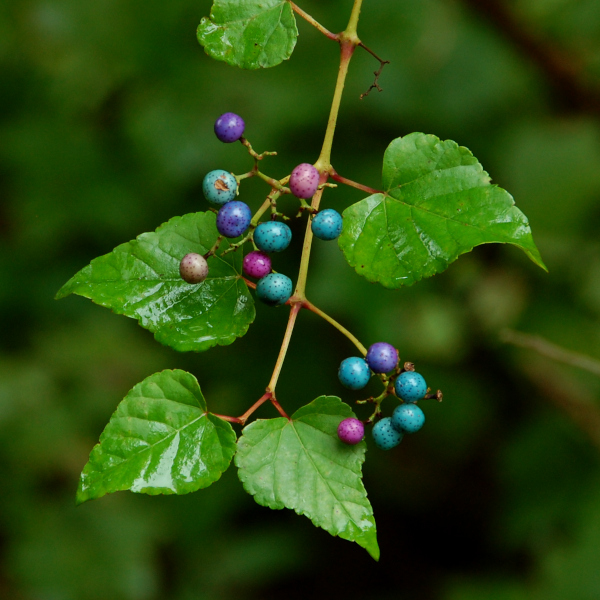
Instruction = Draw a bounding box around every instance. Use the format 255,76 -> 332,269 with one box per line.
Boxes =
179,253 -> 209,284
289,163 -> 320,199
365,342 -> 399,374
337,418 -> 364,445
243,251 -> 272,279
214,112 -> 245,143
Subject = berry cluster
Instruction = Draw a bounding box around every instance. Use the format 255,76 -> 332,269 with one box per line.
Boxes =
178,112 -> 344,307
336,342 -> 432,450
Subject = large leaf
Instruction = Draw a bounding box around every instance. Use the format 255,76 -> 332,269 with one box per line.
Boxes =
339,132 -> 547,289
56,211 -> 255,352
197,0 -> 298,69
77,370 -> 237,505
235,396 -> 379,560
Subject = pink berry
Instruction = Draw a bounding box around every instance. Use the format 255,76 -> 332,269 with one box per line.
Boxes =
337,418 -> 365,445
180,253 -> 209,284
290,163 -> 320,199
243,251 -> 272,279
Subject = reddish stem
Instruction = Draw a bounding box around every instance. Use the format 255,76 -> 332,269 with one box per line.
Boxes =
242,276 -> 257,289
238,392 -> 273,425
270,396 -> 290,419
212,413 -> 244,424
329,168 -> 381,195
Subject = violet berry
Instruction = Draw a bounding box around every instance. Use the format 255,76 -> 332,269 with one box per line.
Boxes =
214,112 -> 245,143
365,342 -> 399,374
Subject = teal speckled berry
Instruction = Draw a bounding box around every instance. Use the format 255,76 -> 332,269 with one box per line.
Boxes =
338,357 -> 371,390
372,417 -> 403,450
256,273 -> 293,306
202,170 -> 238,206
254,221 -> 292,253
395,371 -> 428,402
311,209 -> 343,241
391,403 -> 425,434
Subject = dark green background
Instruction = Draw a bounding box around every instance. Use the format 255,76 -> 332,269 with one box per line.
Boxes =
2,0 -> 600,598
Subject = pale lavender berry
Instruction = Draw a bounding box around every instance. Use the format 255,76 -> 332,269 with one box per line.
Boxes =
289,163 -> 320,199
243,251 -> 272,279
337,418 -> 365,445
179,253 -> 209,284
366,342 -> 399,374
214,112 -> 245,143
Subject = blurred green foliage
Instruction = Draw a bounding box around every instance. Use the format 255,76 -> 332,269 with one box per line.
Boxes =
2,0 -> 600,598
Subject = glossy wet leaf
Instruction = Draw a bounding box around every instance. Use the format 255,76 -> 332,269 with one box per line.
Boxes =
76,370 -> 236,504
56,211 -> 255,352
235,396 -> 379,560
339,132 -> 547,288
197,0 -> 298,69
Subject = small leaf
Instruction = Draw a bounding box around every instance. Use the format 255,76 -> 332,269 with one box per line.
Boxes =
339,132 -> 547,289
77,370 -> 236,505
56,211 -> 255,353
235,396 -> 379,560
197,0 -> 298,69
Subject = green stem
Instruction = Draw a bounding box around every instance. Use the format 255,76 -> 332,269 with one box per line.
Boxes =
244,0 -> 365,422
288,1 -> 339,40
303,299 -> 367,355
267,303 -> 302,396
345,0 -> 364,38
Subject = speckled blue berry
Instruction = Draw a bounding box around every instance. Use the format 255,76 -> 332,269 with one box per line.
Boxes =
372,417 -> 403,450
395,371 -> 428,402
216,201 -> 252,238
338,357 -> 371,390
214,112 -> 245,143
391,403 -> 425,434
365,342 -> 399,374
256,273 -> 293,306
202,170 -> 238,206
337,418 -> 364,445
311,209 -> 343,241
253,221 -> 292,253
290,163 -> 320,199
243,251 -> 271,279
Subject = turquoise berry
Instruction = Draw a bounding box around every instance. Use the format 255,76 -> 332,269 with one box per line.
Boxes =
254,221 -> 292,253
395,371 -> 427,402
372,417 -> 403,450
256,273 -> 293,306
338,357 -> 371,390
391,403 -> 425,434
202,170 -> 238,206
311,209 -> 343,241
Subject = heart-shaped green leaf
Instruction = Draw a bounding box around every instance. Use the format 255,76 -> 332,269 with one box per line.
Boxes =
235,396 -> 379,560
197,0 -> 298,69
339,132 -> 547,288
56,211 -> 255,352
77,370 -> 237,505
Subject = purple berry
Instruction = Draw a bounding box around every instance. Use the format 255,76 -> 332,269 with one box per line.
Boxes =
337,418 -> 365,445
179,253 -> 209,284
243,251 -> 272,279
214,112 -> 245,143
365,342 -> 399,374
290,163 -> 320,199
216,201 -> 252,238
